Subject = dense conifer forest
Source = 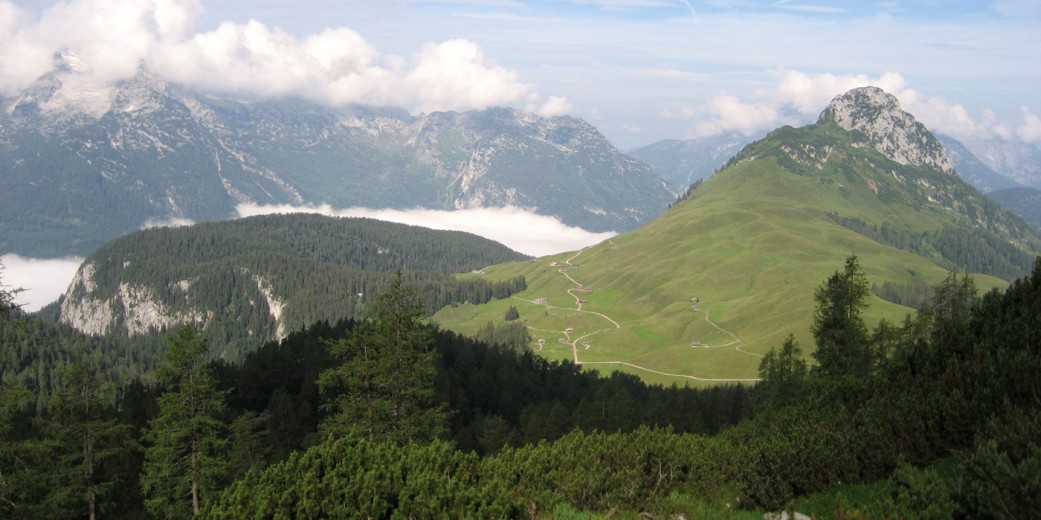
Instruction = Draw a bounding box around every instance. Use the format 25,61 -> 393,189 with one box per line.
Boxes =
59,214 -> 530,362
2,256 -> 1040,517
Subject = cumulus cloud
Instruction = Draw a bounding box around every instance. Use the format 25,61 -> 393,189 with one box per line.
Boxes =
535,96 -> 573,117
1,254 -> 83,312
235,204 -> 614,258
0,0 -> 560,116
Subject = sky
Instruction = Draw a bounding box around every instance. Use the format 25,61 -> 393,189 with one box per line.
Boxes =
3,0 -> 1041,310
2,0 -> 1040,149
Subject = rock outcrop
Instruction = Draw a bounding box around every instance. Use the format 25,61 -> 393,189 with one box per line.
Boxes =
818,86 -> 956,175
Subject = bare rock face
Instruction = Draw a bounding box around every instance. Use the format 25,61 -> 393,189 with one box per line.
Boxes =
818,86 -> 955,175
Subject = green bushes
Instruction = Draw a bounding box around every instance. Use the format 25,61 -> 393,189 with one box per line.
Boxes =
208,436 -> 522,518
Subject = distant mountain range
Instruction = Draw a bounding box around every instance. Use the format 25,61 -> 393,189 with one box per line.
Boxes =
433,86 -> 1041,383
627,134 -> 751,192
986,186 -> 1041,231
0,53 -> 673,257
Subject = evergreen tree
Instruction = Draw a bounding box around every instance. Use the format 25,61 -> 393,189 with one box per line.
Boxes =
141,326 -> 228,518
504,305 -> 520,321
929,267 -> 977,349
757,334 -> 808,409
43,354 -> 136,520
0,383 -> 42,515
811,255 -> 873,378
319,272 -> 449,445
226,411 -> 270,482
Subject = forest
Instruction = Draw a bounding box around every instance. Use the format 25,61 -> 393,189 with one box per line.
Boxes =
54,213 -> 530,363
1,257 -> 1040,518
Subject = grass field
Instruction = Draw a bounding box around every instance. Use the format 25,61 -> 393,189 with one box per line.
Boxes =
431,133 -> 1011,386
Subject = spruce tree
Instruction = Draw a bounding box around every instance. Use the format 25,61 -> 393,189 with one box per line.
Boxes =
319,272 -> 448,445
141,326 -> 228,517
504,305 -> 520,321
757,334 -> 808,409
44,355 -> 136,520
811,255 -> 872,378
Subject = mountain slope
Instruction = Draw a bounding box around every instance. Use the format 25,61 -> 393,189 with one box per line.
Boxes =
57,214 -> 530,361
987,187 -> 1041,231
954,135 -> 1041,189
938,134 -> 1022,193
432,87 -> 1040,385
1,57 -> 673,257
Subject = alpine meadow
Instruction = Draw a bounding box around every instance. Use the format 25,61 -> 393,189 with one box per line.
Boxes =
3,1 -> 1041,517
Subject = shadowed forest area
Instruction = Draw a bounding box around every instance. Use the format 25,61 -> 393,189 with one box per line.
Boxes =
2,258 -> 1040,518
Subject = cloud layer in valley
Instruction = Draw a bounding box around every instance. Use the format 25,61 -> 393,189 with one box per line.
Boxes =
236,204 -> 615,258
1,254 -> 83,312
0,205 -> 611,312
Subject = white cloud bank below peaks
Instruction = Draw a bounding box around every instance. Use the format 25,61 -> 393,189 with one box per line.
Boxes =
0,205 -> 612,312
1,254 -> 83,313
0,0 -> 570,116
235,204 -> 616,258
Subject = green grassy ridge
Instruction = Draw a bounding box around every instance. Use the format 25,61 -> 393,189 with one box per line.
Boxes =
433,122 -> 1023,385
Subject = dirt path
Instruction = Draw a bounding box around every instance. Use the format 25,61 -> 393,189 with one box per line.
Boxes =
578,360 -> 762,383
519,245 -> 760,383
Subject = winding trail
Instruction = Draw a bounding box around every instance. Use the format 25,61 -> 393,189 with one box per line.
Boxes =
516,245 -> 761,383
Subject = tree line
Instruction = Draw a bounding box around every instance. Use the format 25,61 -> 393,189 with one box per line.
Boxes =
828,212 -> 1037,281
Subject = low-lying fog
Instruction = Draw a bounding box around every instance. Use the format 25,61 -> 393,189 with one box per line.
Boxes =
3,205 -> 615,313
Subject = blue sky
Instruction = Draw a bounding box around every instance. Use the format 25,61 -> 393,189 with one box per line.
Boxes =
3,0 -> 1040,148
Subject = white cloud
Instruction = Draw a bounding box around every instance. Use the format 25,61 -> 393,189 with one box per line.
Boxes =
0,0 -> 552,115
1017,106 -> 1041,142
235,203 -> 614,257
687,94 -> 782,138
535,95 -> 573,117
404,39 -> 537,113
141,216 -> 195,229
1,254 -> 83,312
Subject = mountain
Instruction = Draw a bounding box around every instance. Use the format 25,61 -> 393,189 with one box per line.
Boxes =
987,187 -> 1041,231
938,134 -> 1022,192
954,135 -> 1041,189
431,86 -> 1041,384
628,134 -> 752,191
56,214 -> 530,361
0,54 -> 673,257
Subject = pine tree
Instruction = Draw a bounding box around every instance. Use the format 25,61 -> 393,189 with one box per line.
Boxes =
141,326 -> 228,517
811,255 -> 873,378
318,272 -> 448,445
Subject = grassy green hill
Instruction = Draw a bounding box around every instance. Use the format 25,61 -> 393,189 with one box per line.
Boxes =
432,123 -> 1037,385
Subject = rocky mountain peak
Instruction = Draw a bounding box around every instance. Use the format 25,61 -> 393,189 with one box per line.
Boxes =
818,86 -> 955,175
